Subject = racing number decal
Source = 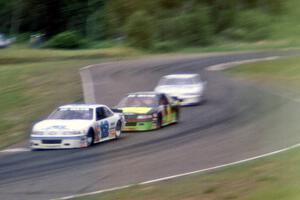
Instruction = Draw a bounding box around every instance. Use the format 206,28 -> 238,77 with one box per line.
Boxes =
101,120 -> 109,138
166,105 -> 172,123
162,105 -> 172,124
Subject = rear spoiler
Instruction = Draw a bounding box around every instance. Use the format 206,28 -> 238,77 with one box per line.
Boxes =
111,108 -> 123,113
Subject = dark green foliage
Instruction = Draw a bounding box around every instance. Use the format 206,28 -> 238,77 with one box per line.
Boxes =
209,0 -> 237,33
43,31 -> 85,49
157,7 -> 212,46
225,9 -> 271,41
86,10 -> 107,40
159,0 -> 183,9
0,0 -> 288,49
125,11 -> 154,48
0,1 -> 13,33
177,8 -> 212,45
152,41 -> 179,52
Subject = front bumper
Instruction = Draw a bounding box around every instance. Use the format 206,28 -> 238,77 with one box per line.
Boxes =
30,135 -> 87,149
123,121 -> 157,131
172,94 -> 202,105
169,94 -> 203,106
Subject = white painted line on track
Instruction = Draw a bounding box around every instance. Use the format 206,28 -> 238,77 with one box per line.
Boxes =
206,56 -> 280,71
56,142 -> 300,200
0,148 -> 30,153
58,185 -> 134,200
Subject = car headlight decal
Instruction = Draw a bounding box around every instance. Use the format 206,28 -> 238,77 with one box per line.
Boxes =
137,115 -> 153,119
31,131 -> 44,135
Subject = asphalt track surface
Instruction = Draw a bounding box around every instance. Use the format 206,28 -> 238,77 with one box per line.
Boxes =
1,50 -> 300,200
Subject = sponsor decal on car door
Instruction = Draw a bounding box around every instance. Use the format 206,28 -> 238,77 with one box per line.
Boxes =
100,120 -> 110,138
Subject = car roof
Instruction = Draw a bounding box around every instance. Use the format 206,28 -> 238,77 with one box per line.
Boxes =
163,74 -> 199,79
128,91 -> 162,96
59,104 -> 106,109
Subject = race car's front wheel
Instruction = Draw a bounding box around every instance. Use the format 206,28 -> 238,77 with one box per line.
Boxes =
86,129 -> 95,147
156,114 -> 162,129
175,108 -> 180,123
115,121 -> 122,139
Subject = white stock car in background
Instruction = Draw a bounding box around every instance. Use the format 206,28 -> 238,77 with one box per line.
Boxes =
0,33 -> 11,48
30,104 -> 124,149
154,74 -> 206,106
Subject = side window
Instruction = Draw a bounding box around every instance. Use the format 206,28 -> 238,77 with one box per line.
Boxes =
96,107 -> 106,121
160,95 -> 169,105
103,107 -> 113,117
165,95 -> 174,105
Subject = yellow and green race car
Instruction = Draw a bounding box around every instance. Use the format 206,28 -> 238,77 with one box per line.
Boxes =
116,92 -> 180,131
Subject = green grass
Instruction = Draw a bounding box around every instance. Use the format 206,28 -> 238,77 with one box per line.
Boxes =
178,40 -> 300,54
227,56 -> 300,94
0,44 -> 141,64
0,46 -> 141,149
73,147 -> 300,200
271,0 -> 300,42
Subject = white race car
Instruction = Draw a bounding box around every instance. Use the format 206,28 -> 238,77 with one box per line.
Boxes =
30,104 -> 124,149
0,33 -> 11,48
154,74 -> 206,106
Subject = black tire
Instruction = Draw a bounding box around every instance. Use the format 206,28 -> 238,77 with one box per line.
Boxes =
86,129 -> 95,147
115,121 -> 122,139
157,114 -> 162,129
175,108 -> 180,123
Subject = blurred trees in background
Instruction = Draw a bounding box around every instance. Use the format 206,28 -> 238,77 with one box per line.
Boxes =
0,0 -> 287,48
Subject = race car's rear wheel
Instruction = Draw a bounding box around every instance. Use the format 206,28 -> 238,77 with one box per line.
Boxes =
115,121 -> 122,139
175,108 -> 180,123
86,129 -> 95,147
157,114 -> 162,129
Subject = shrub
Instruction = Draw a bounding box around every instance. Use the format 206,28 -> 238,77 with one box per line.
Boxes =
44,31 -> 85,49
152,41 -> 180,52
210,1 -> 237,33
16,33 -> 31,43
226,10 -> 272,41
125,11 -> 154,49
157,7 -> 213,46
178,10 -> 212,45
86,10 -> 107,41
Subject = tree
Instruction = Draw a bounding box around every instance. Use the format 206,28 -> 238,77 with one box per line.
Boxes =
125,11 -> 154,48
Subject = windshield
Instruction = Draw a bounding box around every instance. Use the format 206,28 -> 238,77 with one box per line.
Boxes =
48,108 -> 93,120
158,77 -> 199,86
118,95 -> 158,107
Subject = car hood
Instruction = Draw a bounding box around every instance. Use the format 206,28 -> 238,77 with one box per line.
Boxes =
33,120 -> 92,131
119,107 -> 153,114
155,85 -> 202,94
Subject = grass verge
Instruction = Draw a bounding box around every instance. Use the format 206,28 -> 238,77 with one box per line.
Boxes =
0,45 -> 141,65
227,55 -> 300,96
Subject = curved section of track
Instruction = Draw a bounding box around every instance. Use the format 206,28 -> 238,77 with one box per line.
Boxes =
0,51 -> 299,200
